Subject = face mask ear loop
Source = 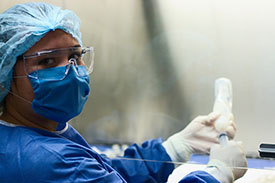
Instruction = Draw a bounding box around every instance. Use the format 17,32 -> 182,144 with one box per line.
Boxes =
0,84 -> 32,105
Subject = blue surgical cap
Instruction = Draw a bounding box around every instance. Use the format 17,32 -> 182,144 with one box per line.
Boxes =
0,2 -> 82,103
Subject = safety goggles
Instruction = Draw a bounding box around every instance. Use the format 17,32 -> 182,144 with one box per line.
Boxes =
17,46 -> 94,80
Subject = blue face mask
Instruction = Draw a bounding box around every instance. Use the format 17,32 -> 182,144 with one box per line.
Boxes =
28,65 -> 90,130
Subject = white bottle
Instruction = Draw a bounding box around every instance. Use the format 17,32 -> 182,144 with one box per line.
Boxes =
213,78 -> 232,146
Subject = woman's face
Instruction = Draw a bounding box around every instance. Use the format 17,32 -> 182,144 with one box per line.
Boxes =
9,30 -> 80,126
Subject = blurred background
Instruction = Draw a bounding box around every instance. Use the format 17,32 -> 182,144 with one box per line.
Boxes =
1,0 -> 275,157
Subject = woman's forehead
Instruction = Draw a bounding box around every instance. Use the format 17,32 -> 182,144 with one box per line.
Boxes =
25,30 -> 79,54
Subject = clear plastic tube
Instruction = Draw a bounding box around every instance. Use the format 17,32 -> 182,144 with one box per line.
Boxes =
213,78 -> 232,146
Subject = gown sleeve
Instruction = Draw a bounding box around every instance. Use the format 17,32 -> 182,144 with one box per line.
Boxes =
179,171 -> 220,183
103,138 -> 175,183
63,125 -> 175,182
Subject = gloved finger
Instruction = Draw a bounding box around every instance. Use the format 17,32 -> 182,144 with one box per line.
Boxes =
228,141 -> 245,152
226,126 -> 236,139
236,141 -> 244,149
192,115 -> 210,124
204,112 -> 221,125
228,120 -> 237,131
236,141 -> 248,167
226,120 -> 237,139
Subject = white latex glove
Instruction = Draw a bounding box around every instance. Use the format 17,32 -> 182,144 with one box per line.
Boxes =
205,141 -> 247,183
162,112 -> 236,163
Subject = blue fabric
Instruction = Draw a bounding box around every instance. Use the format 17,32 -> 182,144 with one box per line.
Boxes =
0,2 -> 82,103
105,139 -> 174,183
179,171 -> 220,183
0,121 -> 174,182
29,65 -> 90,128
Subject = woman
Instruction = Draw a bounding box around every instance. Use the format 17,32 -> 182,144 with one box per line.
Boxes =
0,2 -> 246,182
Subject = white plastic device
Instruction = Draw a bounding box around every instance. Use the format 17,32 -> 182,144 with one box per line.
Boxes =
213,78 -> 232,146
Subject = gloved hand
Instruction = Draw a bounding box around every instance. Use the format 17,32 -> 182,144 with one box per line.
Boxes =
205,141 -> 247,183
162,112 -> 236,163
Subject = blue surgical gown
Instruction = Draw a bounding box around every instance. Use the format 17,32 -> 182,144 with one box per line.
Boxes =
0,120 -> 173,182
0,120 -> 219,183
179,171 -> 220,183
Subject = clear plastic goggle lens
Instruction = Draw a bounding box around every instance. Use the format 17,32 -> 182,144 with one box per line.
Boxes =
21,46 -> 94,80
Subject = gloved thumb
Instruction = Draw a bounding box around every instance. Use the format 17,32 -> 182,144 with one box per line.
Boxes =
204,112 -> 221,125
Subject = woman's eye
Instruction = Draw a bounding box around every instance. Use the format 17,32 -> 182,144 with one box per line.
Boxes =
37,58 -> 56,67
69,53 -> 83,64
70,53 -> 80,60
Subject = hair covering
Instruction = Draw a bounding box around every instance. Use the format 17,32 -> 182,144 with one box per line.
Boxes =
0,2 -> 82,103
